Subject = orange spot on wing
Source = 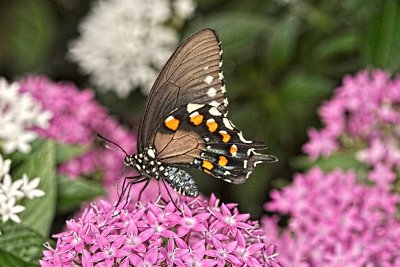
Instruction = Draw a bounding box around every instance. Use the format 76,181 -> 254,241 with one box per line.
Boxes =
230,145 -> 238,156
202,160 -> 214,170
165,116 -> 180,131
190,114 -> 203,125
218,156 -> 228,166
206,119 -> 218,132
219,131 -> 231,143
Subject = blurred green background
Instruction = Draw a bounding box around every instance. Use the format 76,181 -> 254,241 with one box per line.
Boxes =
1,0 -> 400,217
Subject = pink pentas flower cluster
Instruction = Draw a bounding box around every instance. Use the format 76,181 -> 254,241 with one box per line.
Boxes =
303,70 -> 400,187
19,76 -> 136,195
263,168 -> 400,266
41,195 -> 280,267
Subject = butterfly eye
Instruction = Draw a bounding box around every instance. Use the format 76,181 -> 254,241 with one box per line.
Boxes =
124,156 -> 132,166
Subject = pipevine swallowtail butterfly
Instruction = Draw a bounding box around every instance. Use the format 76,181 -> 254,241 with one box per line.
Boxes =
112,29 -> 277,201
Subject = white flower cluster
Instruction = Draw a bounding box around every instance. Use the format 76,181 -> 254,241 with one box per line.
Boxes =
0,155 -> 45,223
69,0 -> 196,97
0,78 -> 52,154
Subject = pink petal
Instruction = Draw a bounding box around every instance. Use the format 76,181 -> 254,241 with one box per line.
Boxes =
201,258 -> 218,267
247,243 -> 265,255
211,237 -> 223,249
225,241 -> 238,253
221,204 -> 231,216
128,254 -> 142,266
167,238 -> 174,252
145,247 -> 159,264
161,229 -> 177,238
91,252 -> 106,263
111,236 -> 126,250
138,228 -> 153,242
96,235 -> 110,249
175,237 -> 188,249
227,254 -> 241,265
119,258 -> 130,267
235,214 -> 250,221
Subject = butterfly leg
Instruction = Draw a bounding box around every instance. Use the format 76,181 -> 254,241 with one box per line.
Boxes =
137,178 -> 150,202
122,177 -> 150,209
161,177 -> 180,210
115,175 -> 144,208
120,174 -> 134,199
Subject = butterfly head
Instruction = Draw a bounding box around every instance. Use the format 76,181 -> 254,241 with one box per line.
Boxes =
124,155 -> 135,167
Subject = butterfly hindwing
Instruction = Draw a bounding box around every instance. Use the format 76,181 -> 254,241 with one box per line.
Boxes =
152,104 -> 277,184
138,29 -> 227,152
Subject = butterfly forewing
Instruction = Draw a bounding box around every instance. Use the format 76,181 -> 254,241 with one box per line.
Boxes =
138,29 -> 227,152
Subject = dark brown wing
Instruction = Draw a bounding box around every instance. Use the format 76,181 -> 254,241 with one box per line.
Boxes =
137,29 -> 227,152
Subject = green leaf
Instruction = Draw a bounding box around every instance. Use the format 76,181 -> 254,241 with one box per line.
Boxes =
0,250 -> 36,267
279,71 -> 333,102
57,175 -> 105,213
289,2 -> 335,32
187,12 -> 271,62
267,15 -> 300,76
11,140 -> 57,237
293,150 -> 365,172
314,31 -> 360,61
1,0 -> 56,73
363,0 -> 400,71
55,142 -> 88,163
0,223 -> 46,266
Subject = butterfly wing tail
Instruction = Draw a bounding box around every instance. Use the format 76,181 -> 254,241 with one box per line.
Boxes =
251,151 -> 278,163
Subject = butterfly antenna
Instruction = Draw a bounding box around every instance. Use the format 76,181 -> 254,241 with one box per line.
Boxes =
97,133 -> 129,156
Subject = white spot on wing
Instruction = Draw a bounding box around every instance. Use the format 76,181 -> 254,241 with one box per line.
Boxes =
221,85 -> 226,93
224,171 -> 231,175
209,107 -> 222,116
209,101 -> 220,107
165,115 -> 175,122
244,160 -> 248,168
219,73 -> 224,80
189,111 -> 199,118
247,148 -> 255,156
207,87 -> 217,97
246,171 -> 252,179
223,98 -> 229,106
238,132 -> 253,144
147,149 -> 156,159
219,60 -> 223,67
219,50 -> 223,55
204,76 -> 214,84
204,66 -> 209,70
187,103 -> 204,113
223,118 -> 234,130
253,161 -> 263,167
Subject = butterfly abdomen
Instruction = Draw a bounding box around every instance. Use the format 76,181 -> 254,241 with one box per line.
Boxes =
163,166 -> 199,197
